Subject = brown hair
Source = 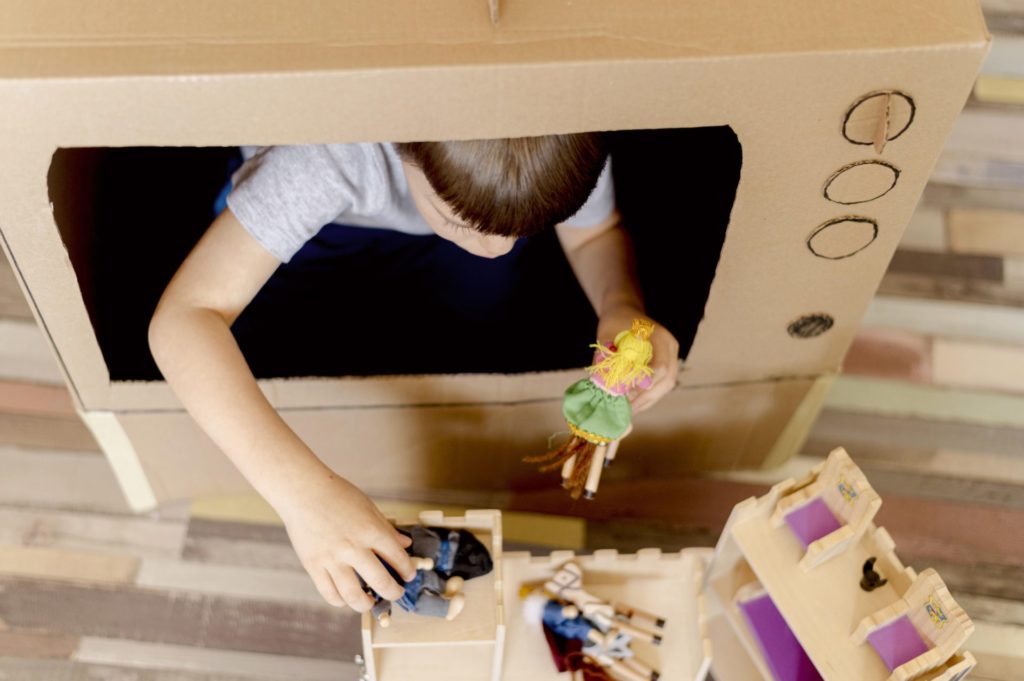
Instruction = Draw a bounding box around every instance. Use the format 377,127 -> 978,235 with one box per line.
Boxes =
394,133 -> 608,238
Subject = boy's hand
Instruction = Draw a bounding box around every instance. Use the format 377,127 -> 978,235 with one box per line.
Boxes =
596,306 -> 680,413
275,474 -> 416,611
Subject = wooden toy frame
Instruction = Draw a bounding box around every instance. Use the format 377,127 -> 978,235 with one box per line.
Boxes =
360,510 -> 505,681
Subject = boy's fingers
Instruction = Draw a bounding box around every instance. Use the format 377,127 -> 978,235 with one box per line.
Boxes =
376,538 -> 417,582
312,566 -> 346,608
326,564 -> 375,612
352,551 -> 406,602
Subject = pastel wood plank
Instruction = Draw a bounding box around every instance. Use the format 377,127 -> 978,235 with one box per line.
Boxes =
888,249 -> 1004,281
899,205 -> 948,252
0,446 -> 130,514
863,295 -> 1024,346
824,375 -> 1024,429
73,638 -> 360,681
933,338 -> 1024,394
0,546 -> 138,585
843,328 -> 932,383
0,628 -> 79,659
975,75 -> 1024,104
0,320 -> 64,385
0,657 -> 297,681
0,380 -> 76,417
0,412 -> 99,452
135,559 -> 323,605
807,408 -> 1024,464
0,578 -> 359,661
0,252 -> 33,321
948,208 -> 1024,257
879,270 -> 1024,308
0,507 -> 186,561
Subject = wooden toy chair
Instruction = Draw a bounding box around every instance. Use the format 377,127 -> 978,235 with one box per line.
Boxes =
851,569 -> 974,681
770,447 -> 881,569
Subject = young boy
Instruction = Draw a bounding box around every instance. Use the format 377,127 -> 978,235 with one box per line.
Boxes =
148,134 -> 680,612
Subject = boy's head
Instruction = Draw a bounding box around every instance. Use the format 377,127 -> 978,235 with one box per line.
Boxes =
395,133 -> 608,258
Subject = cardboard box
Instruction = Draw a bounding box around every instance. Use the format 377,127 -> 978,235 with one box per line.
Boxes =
0,1 -> 989,510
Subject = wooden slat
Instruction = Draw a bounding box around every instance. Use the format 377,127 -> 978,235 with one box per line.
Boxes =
878,270 -> 1024,307
182,535 -> 303,572
0,412 -> 98,452
0,320 -> 64,385
72,639 -> 360,681
135,559 -> 322,605
923,182 -> 1024,214
0,381 -> 75,417
808,408 -> 1024,460
824,375 -> 1024,429
0,657 -> 298,681
0,253 -> 33,321
0,629 -> 79,659
0,545 -> 138,585
843,328 -> 932,383
888,249 -> 1004,281
0,507 -> 186,561
0,446 -> 130,514
863,295 -> 1024,346
948,207 -> 1024,257
0,577 -> 359,661
933,338 -> 1024,394
899,204 -> 948,252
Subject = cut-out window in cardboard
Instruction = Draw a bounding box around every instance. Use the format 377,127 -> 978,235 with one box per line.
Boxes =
48,127 -> 741,380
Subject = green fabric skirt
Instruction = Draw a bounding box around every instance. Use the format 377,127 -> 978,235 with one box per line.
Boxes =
562,378 -> 632,443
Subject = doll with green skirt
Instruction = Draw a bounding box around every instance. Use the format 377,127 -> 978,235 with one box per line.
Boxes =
526,319 -> 655,500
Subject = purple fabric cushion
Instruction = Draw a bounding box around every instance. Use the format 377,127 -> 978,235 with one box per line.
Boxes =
739,592 -> 823,681
784,497 -> 842,548
867,615 -> 931,671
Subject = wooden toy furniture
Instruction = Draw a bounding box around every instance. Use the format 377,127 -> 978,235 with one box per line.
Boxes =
705,448 -> 976,681
851,569 -> 975,681
501,548 -> 712,681
360,510 -> 504,681
770,447 -> 882,570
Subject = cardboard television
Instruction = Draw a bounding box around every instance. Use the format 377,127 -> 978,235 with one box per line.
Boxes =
362,449 -> 975,681
0,1 -> 990,510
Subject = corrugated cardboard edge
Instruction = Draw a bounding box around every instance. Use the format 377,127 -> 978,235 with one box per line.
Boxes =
79,410 -> 157,512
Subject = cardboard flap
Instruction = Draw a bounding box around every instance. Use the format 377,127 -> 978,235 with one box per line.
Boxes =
0,0 -> 989,79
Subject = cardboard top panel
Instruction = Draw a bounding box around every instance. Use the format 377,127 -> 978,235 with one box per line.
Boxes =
0,0 -> 988,80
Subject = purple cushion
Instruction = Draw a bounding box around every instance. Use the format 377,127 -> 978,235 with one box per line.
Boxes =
784,497 -> 842,548
867,615 -> 931,671
739,592 -> 823,681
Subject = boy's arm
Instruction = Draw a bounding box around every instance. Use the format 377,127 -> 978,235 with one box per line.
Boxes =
149,209 -> 415,608
555,213 -> 680,412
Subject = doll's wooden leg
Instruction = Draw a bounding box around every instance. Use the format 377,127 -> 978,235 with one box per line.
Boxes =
621,657 -> 659,680
583,445 -> 608,500
410,556 -> 434,571
615,621 -> 663,646
561,454 -> 577,488
615,603 -> 667,630
444,575 -> 464,596
445,592 -> 466,621
605,659 -> 650,681
604,438 -> 621,468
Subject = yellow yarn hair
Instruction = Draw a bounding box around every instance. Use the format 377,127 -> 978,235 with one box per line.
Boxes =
588,319 -> 655,388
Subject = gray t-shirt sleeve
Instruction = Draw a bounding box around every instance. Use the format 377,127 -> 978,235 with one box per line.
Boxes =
226,144 -> 387,262
561,159 -> 616,228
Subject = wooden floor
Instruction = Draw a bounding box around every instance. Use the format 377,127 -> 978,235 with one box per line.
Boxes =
3,9 -> 1024,679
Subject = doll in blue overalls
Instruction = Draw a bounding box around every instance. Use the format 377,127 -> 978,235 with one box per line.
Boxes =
368,525 -> 493,627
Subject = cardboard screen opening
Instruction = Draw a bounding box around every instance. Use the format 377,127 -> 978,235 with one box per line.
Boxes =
48,127 -> 740,381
